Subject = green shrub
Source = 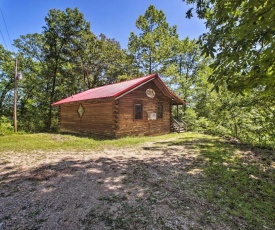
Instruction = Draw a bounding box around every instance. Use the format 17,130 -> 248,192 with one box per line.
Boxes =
0,116 -> 13,136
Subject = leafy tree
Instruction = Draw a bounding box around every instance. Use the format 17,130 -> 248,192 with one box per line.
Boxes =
42,7 -> 91,129
161,38 -> 210,115
185,72 -> 275,147
0,45 -> 14,117
0,43 -> 44,131
183,0 -> 275,95
14,8 -> 92,130
14,33 -> 50,131
72,33 -> 136,89
128,5 -> 178,74
14,8 -> 137,132
179,0 -> 275,148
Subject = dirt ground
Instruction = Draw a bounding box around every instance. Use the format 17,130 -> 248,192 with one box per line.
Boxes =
0,136 -> 272,229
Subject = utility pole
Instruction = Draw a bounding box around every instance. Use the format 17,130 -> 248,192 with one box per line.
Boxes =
14,59 -> 17,133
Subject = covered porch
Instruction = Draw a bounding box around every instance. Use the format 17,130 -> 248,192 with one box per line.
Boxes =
171,100 -> 187,133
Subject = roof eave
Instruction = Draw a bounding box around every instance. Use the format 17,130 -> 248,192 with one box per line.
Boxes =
114,77 -> 155,100
51,96 -> 115,106
153,74 -> 186,105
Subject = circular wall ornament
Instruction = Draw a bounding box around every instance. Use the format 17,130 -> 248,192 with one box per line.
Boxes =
146,88 -> 155,98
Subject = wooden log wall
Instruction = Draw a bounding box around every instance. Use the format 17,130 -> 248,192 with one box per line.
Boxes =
59,98 -> 115,136
115,81 -> 171,137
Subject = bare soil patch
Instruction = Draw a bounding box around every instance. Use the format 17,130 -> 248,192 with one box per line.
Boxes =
0,135 -> 274,229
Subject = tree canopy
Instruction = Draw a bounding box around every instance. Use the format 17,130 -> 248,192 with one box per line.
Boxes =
10,8 -> 137,131
128,5 -> 178,74
184,0 -> 275,94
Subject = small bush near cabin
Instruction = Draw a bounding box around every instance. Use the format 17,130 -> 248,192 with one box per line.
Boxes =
0,116 -> 13,136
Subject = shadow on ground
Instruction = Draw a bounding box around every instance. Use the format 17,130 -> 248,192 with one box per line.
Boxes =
0,135 -> 274,229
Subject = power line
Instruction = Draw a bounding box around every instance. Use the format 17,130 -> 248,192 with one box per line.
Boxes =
0,7 -> 14,52
0,27 -> 8,49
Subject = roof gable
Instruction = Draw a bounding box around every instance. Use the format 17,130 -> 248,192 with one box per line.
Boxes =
52,73 -> 185,106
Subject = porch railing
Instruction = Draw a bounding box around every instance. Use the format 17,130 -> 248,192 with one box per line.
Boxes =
172,117 -> 187,133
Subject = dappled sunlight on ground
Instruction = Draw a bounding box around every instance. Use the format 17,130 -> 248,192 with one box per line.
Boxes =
0,133 -> 274,229
187,168 -> 203,175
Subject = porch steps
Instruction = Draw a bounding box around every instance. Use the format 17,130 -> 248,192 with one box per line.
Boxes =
172,118 -> 187,133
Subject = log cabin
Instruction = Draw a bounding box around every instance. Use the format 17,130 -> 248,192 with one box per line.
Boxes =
51,73 -> 185,137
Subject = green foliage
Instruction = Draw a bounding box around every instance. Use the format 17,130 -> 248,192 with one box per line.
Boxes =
184,71 -> 275,148
0,45 -> 15,117
0,116 -> 13,136
10,7 -> 137,132
184,0 -> 275,95
128,5 -> 178,74
129,4 -> 274,148
72,33 -> 138,89
222,96 -> 275,147
161,37 -> 212,116
42,8 -> 91,129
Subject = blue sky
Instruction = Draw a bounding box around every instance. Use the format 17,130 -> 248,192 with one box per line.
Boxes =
0,0 -> 206,51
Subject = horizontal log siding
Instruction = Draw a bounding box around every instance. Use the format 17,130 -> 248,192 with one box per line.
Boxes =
115,81 -> 171,137
60,98 -> 115,136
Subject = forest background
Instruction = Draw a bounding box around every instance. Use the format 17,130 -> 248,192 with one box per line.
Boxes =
0,1 -> 274,148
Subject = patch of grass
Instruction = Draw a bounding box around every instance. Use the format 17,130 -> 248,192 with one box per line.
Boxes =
29,208 -> 41,217
82,202 -> 155,230
110,203 -> 153,229
168,136 -> 275,230
0,132 -> 181,153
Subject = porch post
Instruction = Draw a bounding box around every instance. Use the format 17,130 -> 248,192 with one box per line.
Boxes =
177,103 -> 179,120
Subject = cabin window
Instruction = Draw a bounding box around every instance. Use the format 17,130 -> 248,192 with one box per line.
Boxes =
157,103 -> 163,118
134,103 -> 143,120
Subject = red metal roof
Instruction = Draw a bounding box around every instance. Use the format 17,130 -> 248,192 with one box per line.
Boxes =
52,73 -> 185,106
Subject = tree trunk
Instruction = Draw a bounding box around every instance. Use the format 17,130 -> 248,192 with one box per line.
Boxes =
47,61 -> 58,131
149,50 -> 152,74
